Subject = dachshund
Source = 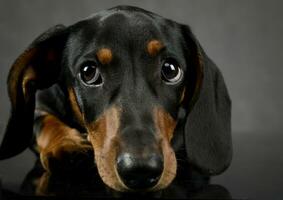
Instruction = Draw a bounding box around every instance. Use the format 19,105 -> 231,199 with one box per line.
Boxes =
0,5 -> 232,192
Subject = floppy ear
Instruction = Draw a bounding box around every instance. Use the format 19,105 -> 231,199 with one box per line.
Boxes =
181,25 -> 232,175
0,25 -> 68,159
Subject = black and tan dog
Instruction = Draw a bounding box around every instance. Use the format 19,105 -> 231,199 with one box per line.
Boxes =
0,6 -> 232,192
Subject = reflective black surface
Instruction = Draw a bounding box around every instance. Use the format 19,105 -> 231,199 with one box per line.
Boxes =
1,160 -> 231,199
1,132 -> 282,199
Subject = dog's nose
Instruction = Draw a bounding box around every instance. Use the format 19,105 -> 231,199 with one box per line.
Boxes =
116,153 -> 163,190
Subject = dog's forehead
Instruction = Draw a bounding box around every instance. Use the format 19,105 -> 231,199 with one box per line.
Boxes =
68,9 -> 179,54
64,7 -> 186,75
97,13 -> 159,45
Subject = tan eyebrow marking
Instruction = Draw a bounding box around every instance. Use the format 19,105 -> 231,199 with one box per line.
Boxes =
97,48 -> 113,65
147,40 -> 164,57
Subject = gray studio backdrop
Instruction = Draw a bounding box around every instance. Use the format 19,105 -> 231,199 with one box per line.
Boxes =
0,0 -> 282,198
1,0 -> 282,135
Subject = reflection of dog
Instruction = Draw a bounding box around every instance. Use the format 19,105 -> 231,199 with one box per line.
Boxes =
18,161 -> 231,198
0,6 -> 232,192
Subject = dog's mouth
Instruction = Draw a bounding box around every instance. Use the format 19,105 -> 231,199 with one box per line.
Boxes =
85,106 -> 177,192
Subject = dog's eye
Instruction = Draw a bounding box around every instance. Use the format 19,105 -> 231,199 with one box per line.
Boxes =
80,62 -> 103,86
161,59 -> 183,84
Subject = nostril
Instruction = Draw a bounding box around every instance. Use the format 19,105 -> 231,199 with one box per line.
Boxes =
116,153 -> 164,190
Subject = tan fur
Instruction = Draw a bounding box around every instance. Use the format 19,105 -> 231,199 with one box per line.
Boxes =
85,106 -> 177,192
37,114 -> 92,172
35,172 -> 51,196
36,106 -> 177,192
86,106 -> 128,191
151,107 -> 177,191
147,40 -> 164,57
97,48 -> 113,65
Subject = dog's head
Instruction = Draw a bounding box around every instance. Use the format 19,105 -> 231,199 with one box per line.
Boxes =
0,6 -> 232,192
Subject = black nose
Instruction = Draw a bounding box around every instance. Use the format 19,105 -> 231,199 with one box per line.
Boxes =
116,153 -> 163,190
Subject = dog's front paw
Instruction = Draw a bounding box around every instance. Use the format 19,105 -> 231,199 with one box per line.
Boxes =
40,135 -> 94,174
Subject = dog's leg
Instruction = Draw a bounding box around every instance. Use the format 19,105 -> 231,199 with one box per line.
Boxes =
34,113 -> 94,173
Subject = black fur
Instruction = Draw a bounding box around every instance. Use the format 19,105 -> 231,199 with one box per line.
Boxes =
0,5 -> 232,176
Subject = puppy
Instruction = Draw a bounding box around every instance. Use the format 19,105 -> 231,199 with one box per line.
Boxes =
0,5 -> 232,192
